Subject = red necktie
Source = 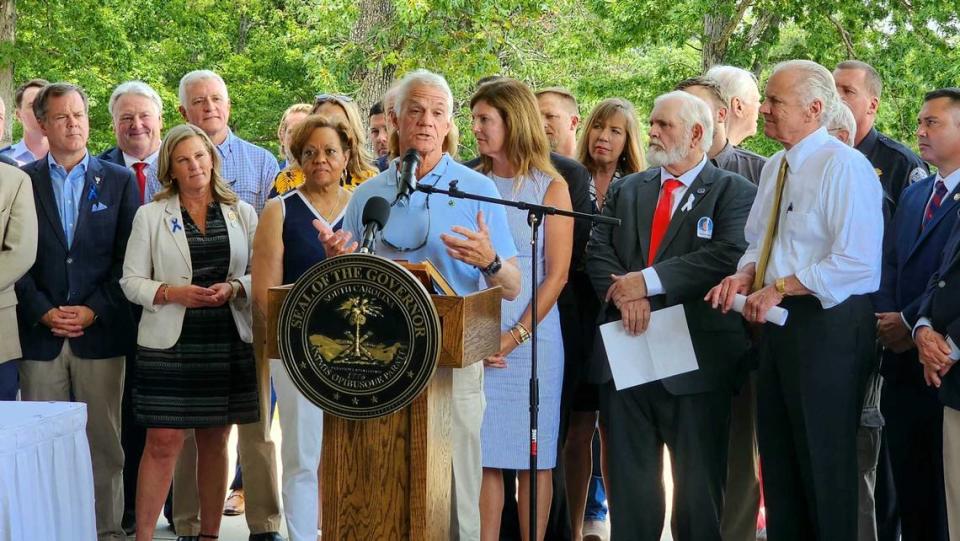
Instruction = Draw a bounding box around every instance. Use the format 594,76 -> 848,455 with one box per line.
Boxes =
133,162 -> 148,204
648,179 -> 684,265
922,179 -> 948,230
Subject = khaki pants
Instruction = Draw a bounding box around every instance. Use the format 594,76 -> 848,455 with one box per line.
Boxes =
944,406 -> 960,541
20,342 -> 126,541
450,362 -> 485,541
173,313 -> 280,535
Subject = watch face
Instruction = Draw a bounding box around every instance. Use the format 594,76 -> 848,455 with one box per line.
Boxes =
277,253 -> 442,420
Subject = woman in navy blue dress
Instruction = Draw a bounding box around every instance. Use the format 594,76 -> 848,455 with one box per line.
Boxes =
251,114 -> 362,541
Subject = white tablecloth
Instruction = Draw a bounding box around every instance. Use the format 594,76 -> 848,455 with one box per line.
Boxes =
0,401 -> 96,541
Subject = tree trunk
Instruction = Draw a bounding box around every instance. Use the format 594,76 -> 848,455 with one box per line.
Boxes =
348,0 -> 396,121
701,0 -> 752,71
0,0 -> 15,145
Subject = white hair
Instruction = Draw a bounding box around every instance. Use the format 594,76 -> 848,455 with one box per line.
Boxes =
392,69 -> 454,119
108,81 -> 163,118
178,70 -> 229,106
826,101 -> 857,146
653,91 -> 714,154
771,60 -> 839,126
706,65 -> 759,106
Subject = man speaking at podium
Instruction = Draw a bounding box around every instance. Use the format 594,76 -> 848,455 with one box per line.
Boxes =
316,69 -> 521,540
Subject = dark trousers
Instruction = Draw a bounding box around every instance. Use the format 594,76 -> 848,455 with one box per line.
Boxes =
0,360 -> 18,400
121,352 -> 146,526
601,381 -> 730,541
881,379 -> 949,541
757,295 -> 874,541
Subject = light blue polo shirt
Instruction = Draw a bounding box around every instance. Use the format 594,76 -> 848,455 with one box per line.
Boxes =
342,153 -> 518,296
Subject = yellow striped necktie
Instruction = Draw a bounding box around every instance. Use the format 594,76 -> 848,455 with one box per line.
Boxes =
752,158 -> 789,292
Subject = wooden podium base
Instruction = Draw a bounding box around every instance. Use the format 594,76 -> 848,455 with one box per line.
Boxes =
321,368 -> 453,541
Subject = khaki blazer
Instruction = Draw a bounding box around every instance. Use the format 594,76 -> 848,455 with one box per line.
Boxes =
0,163 -> 38,362
120,194 -> 257,350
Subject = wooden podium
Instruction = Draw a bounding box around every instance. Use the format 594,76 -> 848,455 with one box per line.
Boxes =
266,260 -> 501,540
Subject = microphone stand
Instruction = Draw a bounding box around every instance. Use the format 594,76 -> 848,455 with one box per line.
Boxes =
417,180 -> 619,540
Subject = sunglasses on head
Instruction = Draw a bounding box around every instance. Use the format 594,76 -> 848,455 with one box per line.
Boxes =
314,93 -> 354,104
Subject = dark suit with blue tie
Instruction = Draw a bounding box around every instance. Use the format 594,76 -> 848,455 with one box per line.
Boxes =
15,153 -> 138,540
871,174 -> 957,541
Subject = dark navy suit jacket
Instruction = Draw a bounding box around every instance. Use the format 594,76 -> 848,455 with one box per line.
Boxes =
15,155 -> 139,360
98,147 -> 124,166
873,175 -> 960,385
916,215 -> 960,410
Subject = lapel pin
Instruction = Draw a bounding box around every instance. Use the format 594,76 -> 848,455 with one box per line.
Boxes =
94,176 -> 102,186
87,185 -> 98,201
680,193 -> 695,213
697,188 -> 706,194
228,210 -> 237,222
171,218 -> 182,233
954,193 -> 960,201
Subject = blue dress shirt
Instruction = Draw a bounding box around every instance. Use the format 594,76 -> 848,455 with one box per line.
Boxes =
48,152 -> 90,247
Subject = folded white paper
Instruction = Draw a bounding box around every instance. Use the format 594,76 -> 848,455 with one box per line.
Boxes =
730,294 -> 789,326
600,304 -> 699,391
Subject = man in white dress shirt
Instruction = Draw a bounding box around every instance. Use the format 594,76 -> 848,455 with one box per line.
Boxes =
706,60 -> 884,541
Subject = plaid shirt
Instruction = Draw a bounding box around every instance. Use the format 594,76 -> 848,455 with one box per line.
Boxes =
146,128 -> 279,213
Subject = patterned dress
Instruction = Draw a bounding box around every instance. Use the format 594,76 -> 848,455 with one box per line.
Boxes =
480,169 -> 565,469
133,203 -> 259,428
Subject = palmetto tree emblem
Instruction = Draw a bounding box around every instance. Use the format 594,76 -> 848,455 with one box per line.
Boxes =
337,297 -> 383,358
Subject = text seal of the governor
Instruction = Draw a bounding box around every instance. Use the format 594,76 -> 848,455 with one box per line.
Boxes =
277,253 -> 441,420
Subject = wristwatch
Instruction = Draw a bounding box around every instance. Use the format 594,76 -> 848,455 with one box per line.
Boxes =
775,277 -> 786,295
481,254 -> 502,277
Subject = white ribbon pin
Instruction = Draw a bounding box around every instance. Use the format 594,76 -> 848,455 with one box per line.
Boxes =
680,193 -> 695,213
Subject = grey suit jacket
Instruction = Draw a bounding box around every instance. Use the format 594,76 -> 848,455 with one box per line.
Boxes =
0,163 -> 38,362
585,160 -> 756,395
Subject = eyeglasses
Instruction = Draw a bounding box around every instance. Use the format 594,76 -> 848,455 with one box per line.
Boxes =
314,93 -> 354,105
381,193 -> 432,253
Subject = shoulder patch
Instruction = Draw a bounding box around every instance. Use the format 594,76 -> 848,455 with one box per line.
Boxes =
909,167 -> 928,184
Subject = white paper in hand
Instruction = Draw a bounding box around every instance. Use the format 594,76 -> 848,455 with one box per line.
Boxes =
600,304 -> 699,391
730,294 -> 789,326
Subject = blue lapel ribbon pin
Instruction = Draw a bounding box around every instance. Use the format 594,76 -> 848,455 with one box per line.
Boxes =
171,218 -> 182,233
87,185 -> 98,201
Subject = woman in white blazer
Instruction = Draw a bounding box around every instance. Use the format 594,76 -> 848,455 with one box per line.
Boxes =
121,124 -> 258,541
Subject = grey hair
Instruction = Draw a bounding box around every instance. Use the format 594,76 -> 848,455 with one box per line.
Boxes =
772,60 -> 839,126
178,70 -> 229,106
653,90 -> 714,154
825,101 -> 857,146
391,69 -> 454,119
705,65 -> 759,107
108,81 -> 163,118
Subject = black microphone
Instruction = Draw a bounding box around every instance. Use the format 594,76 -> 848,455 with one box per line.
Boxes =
359,196 -> 391,254
396,149 -> 421,203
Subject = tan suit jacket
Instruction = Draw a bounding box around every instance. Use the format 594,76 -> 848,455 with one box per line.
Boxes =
120,194 -> 257,349
0,163 -> 38,362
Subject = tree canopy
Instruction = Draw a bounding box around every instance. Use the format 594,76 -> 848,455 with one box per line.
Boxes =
2,0 -> 957,158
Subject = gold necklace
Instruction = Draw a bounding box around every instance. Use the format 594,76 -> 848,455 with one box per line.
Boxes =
305,187 -> 343,223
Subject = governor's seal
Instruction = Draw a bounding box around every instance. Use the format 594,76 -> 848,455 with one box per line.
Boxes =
277,253 -> 441,420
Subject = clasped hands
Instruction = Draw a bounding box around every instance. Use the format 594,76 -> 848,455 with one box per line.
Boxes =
41,306 -> 96,338
916,326 -> 956,388
606,271 -> 650,336
166,283 -> 234,308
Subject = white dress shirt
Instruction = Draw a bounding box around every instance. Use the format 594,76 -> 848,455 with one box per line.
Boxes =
641,154 -> 708,296
738,127 -> 884,308
121,150 -> 159,170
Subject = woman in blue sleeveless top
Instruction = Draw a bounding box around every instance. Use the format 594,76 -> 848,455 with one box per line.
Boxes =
251,114 -> 361,541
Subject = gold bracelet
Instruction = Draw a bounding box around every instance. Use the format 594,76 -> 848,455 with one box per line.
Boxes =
508,328 -> 522,345
161,284 -> 169,304
515,323 -> 531,343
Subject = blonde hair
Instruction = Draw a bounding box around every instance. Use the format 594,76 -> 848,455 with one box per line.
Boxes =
154,124 -> 238,205
469,78 -> 559,181
311,96 -> 377,180
278,102 -> 312,163
576,98 -> 645,177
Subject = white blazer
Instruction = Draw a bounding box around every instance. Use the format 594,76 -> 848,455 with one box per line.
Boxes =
121,194 -> 258,349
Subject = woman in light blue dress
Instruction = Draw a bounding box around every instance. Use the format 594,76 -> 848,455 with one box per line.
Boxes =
470,78 -> 574,541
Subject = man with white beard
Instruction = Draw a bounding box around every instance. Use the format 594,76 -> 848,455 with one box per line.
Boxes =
585,91 -> 756,540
